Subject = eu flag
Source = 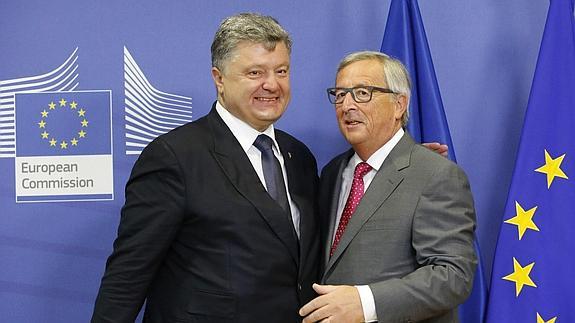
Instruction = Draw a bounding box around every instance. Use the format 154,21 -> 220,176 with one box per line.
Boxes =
15,91 -> 112,157
486,0 -> 575,322
381,1 -> 487,322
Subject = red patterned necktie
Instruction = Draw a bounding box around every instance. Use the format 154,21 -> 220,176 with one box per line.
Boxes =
330,161 -> 372,257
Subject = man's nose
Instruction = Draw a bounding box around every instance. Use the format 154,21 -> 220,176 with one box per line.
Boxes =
262,72 -> 279,91
340,91 -> 356,110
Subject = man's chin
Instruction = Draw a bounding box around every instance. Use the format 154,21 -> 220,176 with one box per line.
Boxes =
339,125 -> 366,140
252,113 -> 283,128
253,107 -> 286,121
342,134 -> 366,146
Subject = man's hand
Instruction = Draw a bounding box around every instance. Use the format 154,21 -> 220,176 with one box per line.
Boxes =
299,284 -> 364,323
422,142 -> 448,158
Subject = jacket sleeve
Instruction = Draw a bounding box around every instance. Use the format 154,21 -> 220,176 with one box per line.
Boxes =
91,138 -> 186,323
370,163 -> 477,323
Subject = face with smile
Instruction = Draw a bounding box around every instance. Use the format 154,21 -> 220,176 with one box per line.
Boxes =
211,41 -> 291,131
334,59 -> 407,160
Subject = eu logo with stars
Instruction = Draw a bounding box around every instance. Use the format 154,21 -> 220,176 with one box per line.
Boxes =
14,91 -> 114,203
16,91 -> 111,157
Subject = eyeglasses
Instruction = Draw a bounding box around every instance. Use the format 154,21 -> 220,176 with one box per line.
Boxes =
326,86 -> 396,104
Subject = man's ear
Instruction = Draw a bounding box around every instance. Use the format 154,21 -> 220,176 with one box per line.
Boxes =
394,94 -> 408,120
211,67 -> 224,96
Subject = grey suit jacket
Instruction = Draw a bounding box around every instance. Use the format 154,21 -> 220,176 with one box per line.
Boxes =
318,133 -> 476,323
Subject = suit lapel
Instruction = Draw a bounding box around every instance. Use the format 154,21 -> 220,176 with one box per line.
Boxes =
207,107 -> 299,264
278,139 -> 307,261
323,134 -> 414,279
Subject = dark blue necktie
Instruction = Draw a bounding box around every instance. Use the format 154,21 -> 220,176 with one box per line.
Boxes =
253,134 -> 291,215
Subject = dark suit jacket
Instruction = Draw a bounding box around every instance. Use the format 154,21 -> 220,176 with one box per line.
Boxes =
319,133 -> 476,323
92,105 -> 319,323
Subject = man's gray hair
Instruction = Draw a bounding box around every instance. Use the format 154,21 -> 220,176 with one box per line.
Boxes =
337,51 -> 411,126
211,13 -> 292,72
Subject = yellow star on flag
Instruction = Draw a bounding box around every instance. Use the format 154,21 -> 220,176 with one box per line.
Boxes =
78,108 -> 86,117
41,110 -> 49,118
49,138 -> 57,146
504,201 -> 539,240
70,138 -> 78,146
537,312 -> 557,323
535,149 -> 568,189
48,102 -> 56,110
502,257 -> 537,297
41,131 -> 49,139
38,120 -> 46,128
78,130 -> 86,138
70,101 -> 78,109
59,98 -> 67,107
81,119 -> 89,127
60,141 -> 68,149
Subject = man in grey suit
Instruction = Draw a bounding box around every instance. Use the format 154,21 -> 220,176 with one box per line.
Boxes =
300,51 -> 477,323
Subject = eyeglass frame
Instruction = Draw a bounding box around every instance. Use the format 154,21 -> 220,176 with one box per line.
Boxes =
326,86 -> 397,104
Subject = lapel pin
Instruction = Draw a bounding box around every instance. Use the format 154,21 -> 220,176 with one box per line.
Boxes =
288,152 -> 292,159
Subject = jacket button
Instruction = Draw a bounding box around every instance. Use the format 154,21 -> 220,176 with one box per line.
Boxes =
298,283 -> 302,290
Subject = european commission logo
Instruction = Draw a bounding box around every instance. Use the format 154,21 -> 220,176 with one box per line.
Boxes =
123,47 -> 193,155
14,91 -> 113,203
3,47 -> 192,203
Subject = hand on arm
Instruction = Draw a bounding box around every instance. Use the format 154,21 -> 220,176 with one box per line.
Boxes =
299,284 -> 364,323
422,142 -> 448,158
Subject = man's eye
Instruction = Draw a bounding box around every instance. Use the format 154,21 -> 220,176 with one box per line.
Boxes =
248,70 -> 262,76
355,89 -> 369,96
335,91 -> 347,99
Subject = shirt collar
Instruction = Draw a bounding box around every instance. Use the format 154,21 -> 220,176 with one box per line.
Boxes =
349,128 -> 405,171
215,101 -> 277,152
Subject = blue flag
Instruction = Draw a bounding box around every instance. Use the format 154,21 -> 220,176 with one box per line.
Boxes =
15,91 -> 112,157
486,0 -> 575,322
381,1 -> 487,322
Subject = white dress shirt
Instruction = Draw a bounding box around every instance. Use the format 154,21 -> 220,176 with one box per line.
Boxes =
333,128 -> 405,322
215,102 -> 300,237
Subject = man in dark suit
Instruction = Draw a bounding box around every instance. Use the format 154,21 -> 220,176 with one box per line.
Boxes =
300,51 -> 476,323
92,13 -> 319,322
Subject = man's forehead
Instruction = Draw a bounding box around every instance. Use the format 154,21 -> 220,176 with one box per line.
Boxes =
227,42 -> 290,66
336,66 -> 386,86
233,40 -> 289,54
